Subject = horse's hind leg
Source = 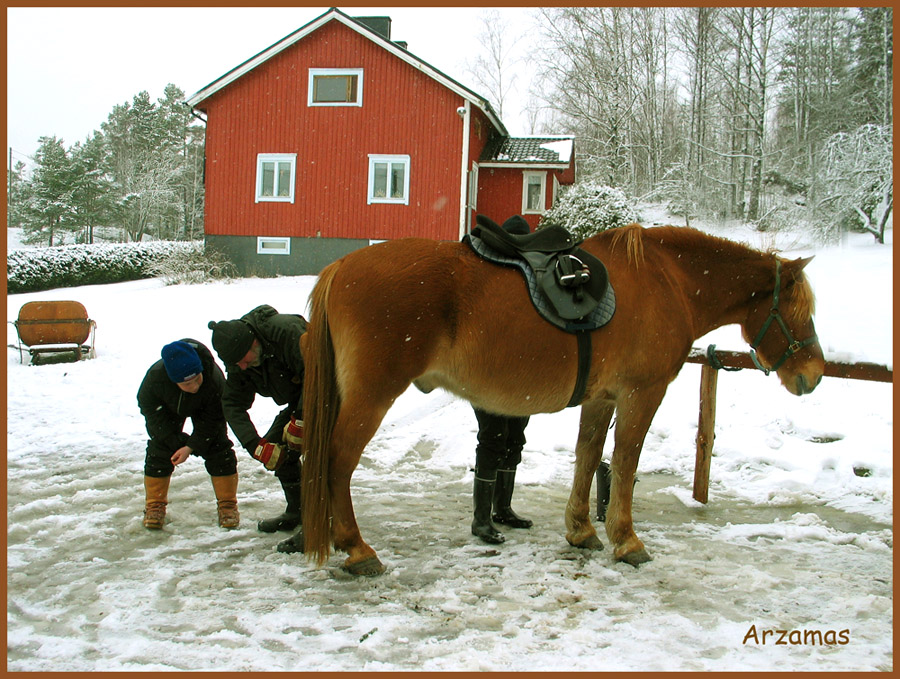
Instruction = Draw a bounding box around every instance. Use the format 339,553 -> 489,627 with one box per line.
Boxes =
605,383 -> 667,566
566,399 -> 615,550
328,395 -> 395,576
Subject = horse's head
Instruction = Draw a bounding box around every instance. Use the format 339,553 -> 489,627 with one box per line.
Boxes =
741,256 -> 825,396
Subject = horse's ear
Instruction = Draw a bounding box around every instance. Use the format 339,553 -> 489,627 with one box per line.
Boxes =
784,255 -> 814,285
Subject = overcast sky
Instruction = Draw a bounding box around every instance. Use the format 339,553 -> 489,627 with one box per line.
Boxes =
6,6 -> 536,168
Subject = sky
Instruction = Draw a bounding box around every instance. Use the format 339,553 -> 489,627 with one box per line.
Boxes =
6,5 -> 535,168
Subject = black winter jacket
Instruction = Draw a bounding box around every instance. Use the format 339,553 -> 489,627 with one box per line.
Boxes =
220,304 -> 307,451
137,339 -> 228,454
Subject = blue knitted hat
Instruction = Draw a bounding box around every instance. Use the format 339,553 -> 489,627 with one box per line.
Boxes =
161,341 -> 203,383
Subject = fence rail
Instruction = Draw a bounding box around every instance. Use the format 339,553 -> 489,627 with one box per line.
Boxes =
685,345 -> 892,503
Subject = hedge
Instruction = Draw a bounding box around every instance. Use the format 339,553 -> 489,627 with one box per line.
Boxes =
7,241 -> 201,294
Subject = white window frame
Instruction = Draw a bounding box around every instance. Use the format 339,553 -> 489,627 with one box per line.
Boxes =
522,171 -> 547,214
255,153 -> 297,203
367,154 -> 410,205
257,237 -> 291,255
308,68 -> 364,107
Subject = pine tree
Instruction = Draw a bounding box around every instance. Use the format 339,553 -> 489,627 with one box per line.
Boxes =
70,132 -> 116,244
25,136 -> 76,246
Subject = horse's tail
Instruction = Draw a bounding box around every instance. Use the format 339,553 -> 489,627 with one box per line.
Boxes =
301,260 -> 342,567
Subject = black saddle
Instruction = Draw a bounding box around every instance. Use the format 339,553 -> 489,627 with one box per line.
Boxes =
466,215 -> 615,331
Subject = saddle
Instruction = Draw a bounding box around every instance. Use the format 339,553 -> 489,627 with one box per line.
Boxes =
465,215 -> 616,332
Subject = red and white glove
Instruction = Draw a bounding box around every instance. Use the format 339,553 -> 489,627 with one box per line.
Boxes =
283,416 -> 304,451
252,439 -> 285,471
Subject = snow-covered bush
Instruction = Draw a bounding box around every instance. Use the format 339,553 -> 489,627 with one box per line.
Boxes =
144,245 -> 238,286
540,182 -> 640,239
7,241 -> 200,294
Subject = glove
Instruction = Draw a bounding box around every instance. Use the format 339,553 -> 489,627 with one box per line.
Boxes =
252,439 -> 285,471
283,416 -> 304,451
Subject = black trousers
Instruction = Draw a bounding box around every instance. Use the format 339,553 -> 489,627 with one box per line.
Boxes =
144,430 -> 237,478
473,408 -> 530,471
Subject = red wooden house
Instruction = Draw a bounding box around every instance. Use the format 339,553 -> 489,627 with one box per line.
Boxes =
186,7 -> 575,276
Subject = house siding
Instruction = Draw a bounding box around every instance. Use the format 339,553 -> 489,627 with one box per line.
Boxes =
201,20 -> 466,247
475,168 -> 565,232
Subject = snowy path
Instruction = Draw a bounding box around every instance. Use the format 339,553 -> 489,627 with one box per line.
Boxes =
7,426 -> 892,671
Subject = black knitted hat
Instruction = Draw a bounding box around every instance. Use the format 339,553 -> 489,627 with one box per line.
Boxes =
501,215 -> 530,235
208,319 -> 255,364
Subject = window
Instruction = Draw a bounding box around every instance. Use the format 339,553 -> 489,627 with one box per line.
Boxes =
256,154 -> 296,203
368,155 -> 410,204
257,237 -> 291,255
308,68 -> 363,106
522,171 -> 546,213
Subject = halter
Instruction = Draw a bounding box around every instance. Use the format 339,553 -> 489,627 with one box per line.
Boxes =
748,259 -> 818,375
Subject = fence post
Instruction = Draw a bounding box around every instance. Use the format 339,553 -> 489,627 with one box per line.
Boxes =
692,363 -> 718,504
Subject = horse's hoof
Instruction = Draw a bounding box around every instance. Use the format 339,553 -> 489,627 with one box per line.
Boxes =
343,556 -> 386,577
574,534 -> 604,551
617,548 -> 652,567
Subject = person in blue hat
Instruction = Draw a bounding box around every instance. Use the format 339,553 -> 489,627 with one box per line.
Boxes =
137,339 -> 239,530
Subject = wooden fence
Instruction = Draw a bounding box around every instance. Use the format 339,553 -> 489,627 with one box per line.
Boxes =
685,346 -> 893,503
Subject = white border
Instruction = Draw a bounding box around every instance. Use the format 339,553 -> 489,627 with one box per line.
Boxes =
255,153 -> 297,203
308,68 -> 364,107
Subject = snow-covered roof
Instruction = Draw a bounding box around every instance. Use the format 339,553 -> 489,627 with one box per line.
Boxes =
478,135 -> 575,168
185,6 -> 507,136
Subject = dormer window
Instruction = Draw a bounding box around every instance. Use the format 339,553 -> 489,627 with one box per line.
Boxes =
308,68 -> 363,106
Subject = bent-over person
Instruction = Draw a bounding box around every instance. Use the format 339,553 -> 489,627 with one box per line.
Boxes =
208,304 -> 306,553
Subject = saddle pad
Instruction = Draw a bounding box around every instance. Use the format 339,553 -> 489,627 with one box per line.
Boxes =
465,234 -> 616,333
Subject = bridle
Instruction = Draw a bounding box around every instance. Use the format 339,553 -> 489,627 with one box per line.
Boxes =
748,259 -> 818,375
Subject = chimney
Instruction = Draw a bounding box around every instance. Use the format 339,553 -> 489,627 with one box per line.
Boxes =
355,16 -> 392,41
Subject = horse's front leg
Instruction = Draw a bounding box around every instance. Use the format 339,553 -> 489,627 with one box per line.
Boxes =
605,383 -> 667,567
565,399 -> 615,550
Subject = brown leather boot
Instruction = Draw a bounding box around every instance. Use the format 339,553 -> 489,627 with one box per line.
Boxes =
211,474 -> 240,528
143,475 -> 170,529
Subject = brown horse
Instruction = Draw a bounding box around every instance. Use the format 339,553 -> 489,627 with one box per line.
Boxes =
299,223 -> 825,576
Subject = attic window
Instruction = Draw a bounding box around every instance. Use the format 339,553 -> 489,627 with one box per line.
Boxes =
309,68 -> 363,107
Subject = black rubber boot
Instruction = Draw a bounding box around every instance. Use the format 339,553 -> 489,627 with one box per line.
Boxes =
492,469 -> 533,528
257,479 -> 302,533
276,526 -> 305,553
472,469 -> 505,544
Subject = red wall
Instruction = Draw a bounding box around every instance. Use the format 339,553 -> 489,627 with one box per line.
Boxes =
477,165 -> 574,232
200,21 -> 467,242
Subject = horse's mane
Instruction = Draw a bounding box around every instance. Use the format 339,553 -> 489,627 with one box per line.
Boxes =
604,223 -> 815,321
607,223 -> 754,267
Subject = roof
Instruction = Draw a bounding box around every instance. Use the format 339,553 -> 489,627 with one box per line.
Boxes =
185,6 -> 507,136
478,136 -> 575,169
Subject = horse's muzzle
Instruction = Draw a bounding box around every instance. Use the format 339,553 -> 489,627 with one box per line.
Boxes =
794,372 -> 822,396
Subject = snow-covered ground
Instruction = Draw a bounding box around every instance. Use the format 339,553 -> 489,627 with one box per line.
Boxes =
6,213 -> 892,671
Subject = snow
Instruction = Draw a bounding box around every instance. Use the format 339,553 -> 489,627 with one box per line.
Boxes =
6,212 -> 892,671
540,138 -> 574,163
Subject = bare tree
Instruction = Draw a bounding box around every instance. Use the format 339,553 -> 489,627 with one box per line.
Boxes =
811,124 -> 893,243
466,10 -> 522,120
